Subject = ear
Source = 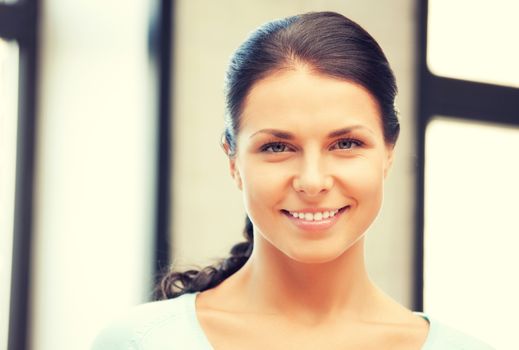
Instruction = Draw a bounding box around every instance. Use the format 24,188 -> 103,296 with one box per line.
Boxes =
222,140 -> 243,190
383,145 -> 395,178
229,158 -> 243,190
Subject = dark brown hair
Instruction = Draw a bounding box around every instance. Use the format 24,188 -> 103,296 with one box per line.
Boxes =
157,11 -> 399,299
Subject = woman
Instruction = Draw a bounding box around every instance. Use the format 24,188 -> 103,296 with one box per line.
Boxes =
93,11 -> 493,349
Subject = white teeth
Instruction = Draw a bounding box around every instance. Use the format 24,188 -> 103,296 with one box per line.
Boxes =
288,209 -> 341,221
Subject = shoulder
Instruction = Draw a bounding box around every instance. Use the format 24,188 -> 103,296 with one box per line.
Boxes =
91,293 -> 204,350
417,313 -> 495,350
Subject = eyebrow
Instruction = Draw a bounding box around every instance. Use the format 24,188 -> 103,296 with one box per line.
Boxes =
249,125 -> 374,139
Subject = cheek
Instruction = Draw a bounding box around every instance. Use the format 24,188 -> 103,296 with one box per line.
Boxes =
240,161 -> 290,208
336,158 -> 385,202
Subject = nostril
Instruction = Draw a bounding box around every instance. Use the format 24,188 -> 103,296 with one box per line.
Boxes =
292,174 -> 333,195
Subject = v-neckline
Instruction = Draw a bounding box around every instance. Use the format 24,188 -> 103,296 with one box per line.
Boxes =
188,292 -> 434,350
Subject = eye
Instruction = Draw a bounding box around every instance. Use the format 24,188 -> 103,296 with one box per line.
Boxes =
331,138 -> 363,150
260,142 -> 292,153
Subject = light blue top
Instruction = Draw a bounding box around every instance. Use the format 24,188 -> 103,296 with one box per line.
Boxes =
91,293 -> 494,349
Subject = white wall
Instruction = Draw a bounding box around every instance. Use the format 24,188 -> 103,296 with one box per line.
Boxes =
30,1 -> 157,349
172,0 -> 417,307
0,39 -> 19,350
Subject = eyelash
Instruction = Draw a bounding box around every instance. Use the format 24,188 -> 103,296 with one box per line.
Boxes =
259,138 -> 364,153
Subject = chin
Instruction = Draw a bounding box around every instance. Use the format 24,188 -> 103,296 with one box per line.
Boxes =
283,234 -> 365,265
283,244 -> 350,265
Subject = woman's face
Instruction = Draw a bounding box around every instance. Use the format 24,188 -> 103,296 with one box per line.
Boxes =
227,69 -> 394,264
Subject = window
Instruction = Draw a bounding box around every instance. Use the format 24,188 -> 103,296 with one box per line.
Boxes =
418,0 -> 519,348
428,0 -> 519,88
424,118 -> 519,348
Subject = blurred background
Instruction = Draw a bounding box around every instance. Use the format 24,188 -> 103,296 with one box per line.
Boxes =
1,0 -> 518,349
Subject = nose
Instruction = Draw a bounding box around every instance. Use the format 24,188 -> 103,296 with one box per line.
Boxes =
292,153 -> 333,197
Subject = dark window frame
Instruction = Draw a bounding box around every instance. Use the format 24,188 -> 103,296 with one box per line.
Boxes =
0,1 -> 40,349
414,0 -> 519,310
153,0 -> 174,287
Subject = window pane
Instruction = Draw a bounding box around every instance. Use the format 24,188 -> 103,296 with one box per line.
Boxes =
428,0 -> 519,88
424,117 -> 519,349
0,38 -> 19,350
31,1 -> 157,349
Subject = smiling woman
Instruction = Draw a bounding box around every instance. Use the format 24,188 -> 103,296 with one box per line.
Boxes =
92,11 -> 493,350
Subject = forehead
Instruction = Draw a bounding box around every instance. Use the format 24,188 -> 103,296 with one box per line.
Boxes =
239,69 -> 383,137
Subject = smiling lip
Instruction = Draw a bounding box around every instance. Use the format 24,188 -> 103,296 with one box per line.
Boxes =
281,206 -> 349,232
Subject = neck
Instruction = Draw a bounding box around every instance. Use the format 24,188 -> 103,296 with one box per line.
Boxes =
228,236 -> 378,322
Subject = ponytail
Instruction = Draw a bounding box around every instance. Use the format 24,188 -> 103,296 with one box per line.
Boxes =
156,215 -> 253,299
